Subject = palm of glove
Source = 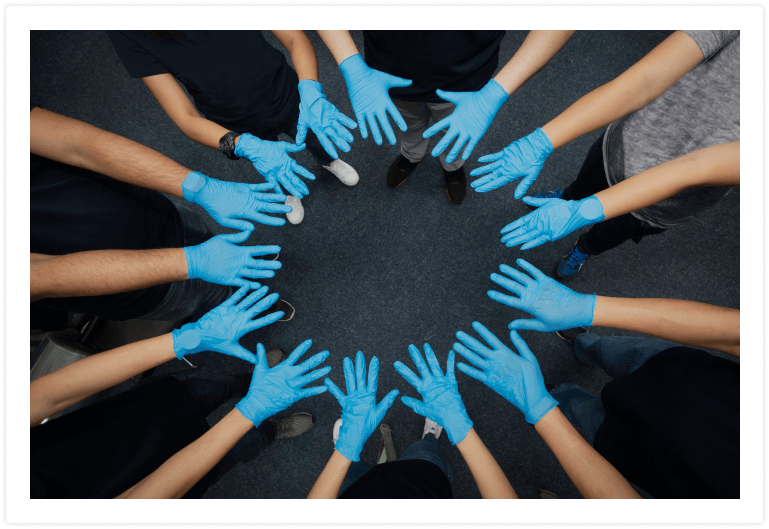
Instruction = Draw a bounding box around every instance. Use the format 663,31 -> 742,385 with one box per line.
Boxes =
235,134 -> 313,198
417,375 -> 468,430
345,66 -> 393,118
483,350 -> 544,414
189,234 -> 251,285
183,296 -> 256,354
242,363 -> 303,420
201,182 -> 286,228
337,390 -> 380,457
521,274 -> 586,331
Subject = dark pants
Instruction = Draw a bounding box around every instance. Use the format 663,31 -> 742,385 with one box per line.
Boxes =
265,120 -> 334,166
178,375 -> 275,498
562,133 -> 666,256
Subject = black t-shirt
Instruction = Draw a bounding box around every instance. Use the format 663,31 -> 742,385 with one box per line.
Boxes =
31,376 -> 210,499
363,30 -> 506,103
107,30 -> 300,139
593,347 -> 739,499
31,147 -> 182,320
339,459 -> 452,498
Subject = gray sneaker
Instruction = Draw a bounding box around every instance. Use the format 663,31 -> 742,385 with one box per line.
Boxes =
266,348 -> 285,368
273,412 -> 315,440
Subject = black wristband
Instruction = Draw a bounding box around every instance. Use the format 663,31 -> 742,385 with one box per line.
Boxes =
219,131 -> 241,160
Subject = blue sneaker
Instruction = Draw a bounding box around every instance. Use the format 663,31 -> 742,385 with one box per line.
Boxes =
555,240 -> 590,279
527,188 -> 563,209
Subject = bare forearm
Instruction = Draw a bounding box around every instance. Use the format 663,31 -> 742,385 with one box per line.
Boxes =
30,334 -> 176,425
172,113 -> 231,151
118,409 -> 254,499
272,30 -> 318,81
456,428 -> 517,499
307,450 -> 352,499
593,297 -> 740,356
316,30 -> 359,65
535,408 -> 640,499
494,30 -> 574,95
541,31 -> 704,149
30,249 -> 188,302
30,107 -> 191,197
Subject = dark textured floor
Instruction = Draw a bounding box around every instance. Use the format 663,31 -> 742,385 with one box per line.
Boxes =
31,30 -> 739,499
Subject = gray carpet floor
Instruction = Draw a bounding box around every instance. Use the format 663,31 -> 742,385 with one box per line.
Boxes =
31,30 -> 739,499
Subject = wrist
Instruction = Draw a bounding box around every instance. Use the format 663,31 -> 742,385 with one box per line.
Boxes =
233,133 -> 260,158
182,244 -> 201,280
339,53 -> 365,82
234,402 -> 265,428
577,195 -> 605,224
182,171 -> 208,204
298,79 -> 325,108
219,131 -> 241,160
446,414 -> 473,445
525,393 -> 559,425
530,127 -> 555,157
484,78 -> 510,106
171,324 -> 202,359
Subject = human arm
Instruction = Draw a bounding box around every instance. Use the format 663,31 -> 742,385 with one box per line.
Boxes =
535,407 -> 640,499
471,31 -> 705,196
119,341 -> 330,499
454,325 -> 638,499
488,259 -> 740,357
270,30 -> 318,81
500,142 -> 740,249
394,344 -> 516,499
424,30 -> 573,164
30,231 -> 282,301
307,351 -> 398,498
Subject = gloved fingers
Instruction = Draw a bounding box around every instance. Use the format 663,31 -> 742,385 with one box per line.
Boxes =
295,120 -> 308,146
456,362 -> 489,384
471,321 -> 507,351
497,263 -> 534,286
384,100 -> 409,133
452,342 -> 490,370
399,396 -> 430,418
296,349 -> 330,373
299,385 -> 328,399
422,115 -> 450,140
445,133 -> 469,165
422,343 -> 444,378
355,111 -> 369,140
291,161 -> 316,182
241,269 -> 275,280
407,344 -> 432,380
315,130 -> 339,160
383,72 -> 413,90
294,365 -> 332,388
487,289 -> 522,310
324,378 -> 347,403
215,216 -> 255,232
244,310 -> 284,334
334,110 -> 358,131
355,351 -> 367,391
247,259 -> 281,270
446,349 -> 457,383
375,389 -> 399,420
500,215 -> 527,235
520,196 -> 553,209
365,113 -> 383,146
245,211 -> 287,227
251,182 -> 285,193
331,119 -> 356,143
235,278 -> 258,289
429,126 -> 459,158
509,330 -> 540,366
474,178 -> 511,193
285,142 -> 307,154
520,234 -> 551,251
343,356 -> 357,394
393,361 -> 422,391
237,285 -> 270,310
277,175 -> 304,199
476,150 -> 504,164
460,136 -> 480,162
434,88 -> 462,105
255,343 -> 267,365
285,338 -> 314,366
503,232 -> 539,249
217,229 -> 253,244
469,159 -> 502,177
515,259 -> 547,281
222,343 -> 259,364
243,291 -> 279,321
223,285 -> 251,307
252,195 -> 292,211
508,319 -> 549,333
247,245 -> 282,257
514,173 -> 540,200
489,272 -> 524,295
366,355 -> 379,394
454,330 -> 494,358
374,111 -> 397,146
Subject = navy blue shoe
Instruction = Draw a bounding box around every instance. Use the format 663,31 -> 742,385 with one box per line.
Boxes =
555,240 -> 590,279
527,188 -> 563,209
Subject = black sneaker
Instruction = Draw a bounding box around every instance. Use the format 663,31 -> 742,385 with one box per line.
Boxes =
387,154 -> 419,188
555,327 -> 588,346
262,299 -> 296,322
444,166 -> 467,204
272,412 -> 315,440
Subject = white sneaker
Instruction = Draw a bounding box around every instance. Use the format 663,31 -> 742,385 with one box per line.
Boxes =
422,418 -> 443,440
322,159 -> 359,186
333,418 -> 343,446
285,195 -> 304,225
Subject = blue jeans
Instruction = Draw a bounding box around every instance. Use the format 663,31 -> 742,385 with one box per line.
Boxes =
136,198 -> 235,322
337,435 -> 453,497
552,334 -> 679,438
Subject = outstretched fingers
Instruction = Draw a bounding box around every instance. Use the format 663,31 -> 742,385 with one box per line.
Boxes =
375,389 -> 399,420
325,378 -> 347,403
452,342 -> 489,370
393,361 -> 422,391
285,339 -> 314,366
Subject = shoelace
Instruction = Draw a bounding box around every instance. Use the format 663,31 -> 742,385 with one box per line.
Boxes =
565,246 -> 589,268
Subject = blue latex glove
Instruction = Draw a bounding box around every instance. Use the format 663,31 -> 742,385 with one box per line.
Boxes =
324,351 -> 399,462
394,344 -> 473,445
234,133 -> 315,199
172,285 -> 284,362
488,259 -> 596,332
339,54 -> 412,146
296,79 -> 357,160
454,323 -> 558,425
423,79 -> 509,164
470,128 -> 554,198
182,172 -> 290,230
236,340 -> 330,426
500,195 -> 605,249
184,230 -> 282,288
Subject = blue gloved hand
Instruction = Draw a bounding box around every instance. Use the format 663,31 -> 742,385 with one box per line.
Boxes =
394,344 -> 473,445
325,351 -> 399,461
488,259 -> 596,332
296,79 -> 357,160
236,340 -> 330,426
500,195 -> 605,249
470,128 -> 554,198
234,133 -> 316,199
454,323 -> 558,425
172,286 -> 284,362
182,172 -> 291,230
339,54 -> 412,146
423,79 -> 509,164
184,230 -> 282,288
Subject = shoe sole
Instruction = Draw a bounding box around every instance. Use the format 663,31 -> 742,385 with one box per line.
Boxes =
446,187 -> 465,204
278,300 -> 296,322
